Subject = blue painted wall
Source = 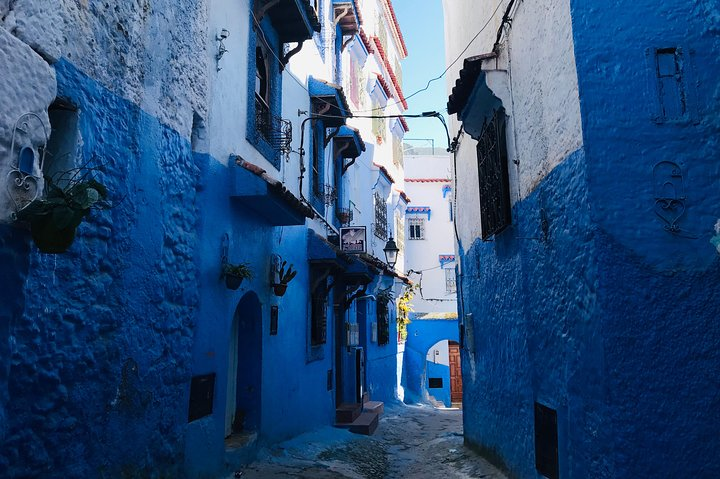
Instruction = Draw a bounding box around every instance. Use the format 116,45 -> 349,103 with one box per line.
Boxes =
426,360 -> 451,407
0,60 -> 200,478
402,317 -> 458,405
459,2 -> 720,477
362,287 -> 400,403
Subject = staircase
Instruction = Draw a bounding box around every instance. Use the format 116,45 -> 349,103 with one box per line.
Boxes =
334,394 -> 384,436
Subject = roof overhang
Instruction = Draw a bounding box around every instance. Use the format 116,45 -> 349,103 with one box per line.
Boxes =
309,77 -> 352,128
333,0 -> 360,35
264,0 -> 321,43
334,125 -> 366,158
231,157 -> 314,226
447,54 -> 503,138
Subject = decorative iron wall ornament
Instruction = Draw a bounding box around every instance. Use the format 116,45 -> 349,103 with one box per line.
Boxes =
6,113 -> 47,218
653,161 -> 696,238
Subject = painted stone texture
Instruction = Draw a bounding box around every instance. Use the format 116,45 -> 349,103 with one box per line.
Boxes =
1,59 -> 200,477
446,0 -> 720,478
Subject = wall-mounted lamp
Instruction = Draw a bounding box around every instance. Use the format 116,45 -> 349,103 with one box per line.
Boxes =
216,29 -> 230,71
383,237 -> 399,269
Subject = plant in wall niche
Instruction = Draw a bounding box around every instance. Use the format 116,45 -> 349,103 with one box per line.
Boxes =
271,257 -> 297,297
15,168 -> 109,254
397,285 -> 415,342
222,262 -> 253,290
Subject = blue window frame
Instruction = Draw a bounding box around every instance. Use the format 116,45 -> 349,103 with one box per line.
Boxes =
246,14 -> 283,168
310,119 -> 327,214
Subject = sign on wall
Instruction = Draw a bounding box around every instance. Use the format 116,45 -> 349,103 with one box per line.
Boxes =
340,226 -> 367,253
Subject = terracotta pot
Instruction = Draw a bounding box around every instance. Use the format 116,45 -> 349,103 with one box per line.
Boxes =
273,283 -> 288,296
225,274 -> 244,290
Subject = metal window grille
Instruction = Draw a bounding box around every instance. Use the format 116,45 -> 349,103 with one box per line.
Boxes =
408,217 -> 424,240
445,268 -> 456,294
255,96 -> 292,155
377,303 -> 390,346
311,292 -> 327,345
373,191 -> 388,240
477,110 -> 511,240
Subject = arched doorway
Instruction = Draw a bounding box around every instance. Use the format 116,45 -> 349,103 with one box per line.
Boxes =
424,340 -> 462,408
225,292 -> 262,439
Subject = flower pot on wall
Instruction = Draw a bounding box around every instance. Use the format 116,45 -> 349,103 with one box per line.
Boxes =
272,283 -> 288,297
225,274 -> 244,290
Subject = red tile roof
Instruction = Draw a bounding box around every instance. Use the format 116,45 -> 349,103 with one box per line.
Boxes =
381,0 -> 408,57
405,178 -> 452,183
372,36 -> 408,110
372,162 -> 396,184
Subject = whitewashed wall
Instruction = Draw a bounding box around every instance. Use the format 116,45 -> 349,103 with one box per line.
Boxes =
442,0 -> 582,250
404,154 -> 457,314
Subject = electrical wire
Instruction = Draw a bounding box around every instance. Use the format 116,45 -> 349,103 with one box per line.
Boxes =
351,0 -> 506,114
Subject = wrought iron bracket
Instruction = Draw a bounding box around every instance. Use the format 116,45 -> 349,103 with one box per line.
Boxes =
280,42 -> 304,71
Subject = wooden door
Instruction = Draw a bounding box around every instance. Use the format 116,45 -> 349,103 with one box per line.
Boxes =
448,341 -> 463,403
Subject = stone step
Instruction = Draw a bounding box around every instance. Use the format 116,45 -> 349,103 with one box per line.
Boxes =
363,400 -> 383,415
348,411 -> 379,436
335,403 -> 362,424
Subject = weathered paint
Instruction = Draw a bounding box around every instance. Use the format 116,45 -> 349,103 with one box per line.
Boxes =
1,59 -> 200,478
446,1 -> 720,478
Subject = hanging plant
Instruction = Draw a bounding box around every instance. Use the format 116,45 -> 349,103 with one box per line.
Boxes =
15,169 -> 109,254
222,262 -> 253,290
272,258 -> 297,296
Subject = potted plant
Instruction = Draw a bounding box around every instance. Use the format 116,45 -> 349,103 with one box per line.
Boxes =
272,259 -> 297,296
222,262 -> 253,290
16,172 -> 108,254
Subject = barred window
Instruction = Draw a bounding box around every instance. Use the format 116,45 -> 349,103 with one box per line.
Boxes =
373,191 -> 388,240
408,217 -> 425,240
477,110 -> 511,240
311,291 -> 327,345
445,268 -> 456,294
377,302 -> 390,346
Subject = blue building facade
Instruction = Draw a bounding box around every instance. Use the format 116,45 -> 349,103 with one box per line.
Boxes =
0,0 -> 410,477
445,0 -> 720,478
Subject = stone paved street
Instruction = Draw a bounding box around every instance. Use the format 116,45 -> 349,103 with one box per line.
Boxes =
231,403 -> 508,479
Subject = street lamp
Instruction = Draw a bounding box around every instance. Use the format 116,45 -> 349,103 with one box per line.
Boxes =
383,237 -> 399,269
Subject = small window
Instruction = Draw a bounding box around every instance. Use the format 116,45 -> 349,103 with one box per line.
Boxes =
311,292 -> 327,345
377,302 -> 390,346
477,110 -> 511,240
45,100 -> 80,182
655,47 -> 686,120
312,122 -> 323,198
534,402 -> 559,479
445,268 -> 456,294
408,217 -> 425,240
428,378 -> 443,389
255,45 -> 271,141
188,373 -> 216,422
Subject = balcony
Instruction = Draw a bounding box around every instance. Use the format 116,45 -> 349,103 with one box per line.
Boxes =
255,96 -> 292,156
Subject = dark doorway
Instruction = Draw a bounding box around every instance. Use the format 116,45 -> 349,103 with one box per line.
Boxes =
226,292 -> 262,439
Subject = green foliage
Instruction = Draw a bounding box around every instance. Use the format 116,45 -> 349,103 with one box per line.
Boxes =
276,259 -> 297,284
222,262 -> 253,279
16,172 -> 109,253
397,285 -> 415,342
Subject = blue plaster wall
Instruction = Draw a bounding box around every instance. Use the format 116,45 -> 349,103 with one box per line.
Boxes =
426,360 -> 451,407
0,59 -> 200,478
460,2 -> 720,476
362,288 -> 401,403
402,318 -> 459,405
185,170 -> 336,477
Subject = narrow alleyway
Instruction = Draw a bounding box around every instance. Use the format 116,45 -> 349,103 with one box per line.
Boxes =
231,403 -> 507,479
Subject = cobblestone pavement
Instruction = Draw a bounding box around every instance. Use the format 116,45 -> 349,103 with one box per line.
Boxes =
231,403 -> 508,479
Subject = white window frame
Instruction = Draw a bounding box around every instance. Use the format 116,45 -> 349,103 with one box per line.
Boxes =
408,217 -> 425,240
